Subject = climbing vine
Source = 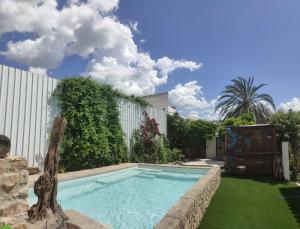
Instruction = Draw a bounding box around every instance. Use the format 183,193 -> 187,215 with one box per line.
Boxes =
53,77 -> 146,171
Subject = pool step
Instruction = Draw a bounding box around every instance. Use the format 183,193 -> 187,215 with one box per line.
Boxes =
94,171 -> 139,185
136,174 -> 155,179
154,173 -> 200,181
59,182 -> 106,200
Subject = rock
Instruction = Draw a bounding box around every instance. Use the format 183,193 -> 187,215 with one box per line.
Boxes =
19,170 -> 28,185
13,187 -> 28,200
0,156 -> 28,229
0,135 -> 11,159
13,223 -> 28,229
0,203 -> 28,217
0,157 -> 28,173
1,174 -> 20,193
27,167 -> 40,176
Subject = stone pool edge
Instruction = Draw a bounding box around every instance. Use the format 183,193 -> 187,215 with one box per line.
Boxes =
154,166 -> 221,229
28,163 -> 137,188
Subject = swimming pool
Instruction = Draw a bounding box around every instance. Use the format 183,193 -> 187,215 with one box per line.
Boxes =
29,165 -> 210,229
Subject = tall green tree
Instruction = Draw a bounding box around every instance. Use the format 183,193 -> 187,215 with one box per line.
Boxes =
215,77 -> 275,123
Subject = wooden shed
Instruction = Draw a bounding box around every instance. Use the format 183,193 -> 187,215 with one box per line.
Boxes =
224,124 -> 281,176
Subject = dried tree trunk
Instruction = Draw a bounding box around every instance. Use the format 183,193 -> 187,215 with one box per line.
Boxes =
28,116 -> 68,222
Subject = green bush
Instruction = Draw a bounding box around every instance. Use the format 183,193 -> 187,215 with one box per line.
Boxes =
271,110 -> 300,181
218,112 -> 256,138
167,113 -> 217,159
130,111 -> 161,163
131,112 -> 183,164
53,77 -> 132,171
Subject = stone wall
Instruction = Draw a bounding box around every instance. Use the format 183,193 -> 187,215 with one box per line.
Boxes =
0,157 -> 29,229
154,167 -> 221,229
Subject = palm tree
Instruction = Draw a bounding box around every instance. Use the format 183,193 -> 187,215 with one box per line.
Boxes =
215,77 -> 275,123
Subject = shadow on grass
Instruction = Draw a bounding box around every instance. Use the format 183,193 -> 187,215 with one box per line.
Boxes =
280,187 -> 300,226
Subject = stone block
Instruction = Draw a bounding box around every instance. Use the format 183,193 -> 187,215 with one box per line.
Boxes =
65,210 -> 112,229
12,187 -> 28,200
0,203 -> 29,217
0,157 -> 27,173
154,216 -> 181,229
1,174 -> 20,193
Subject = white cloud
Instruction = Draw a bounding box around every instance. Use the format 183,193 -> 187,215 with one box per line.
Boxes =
28,67 -> 47,75
278,97 -> 300,112
169,81 -> 219,120
0,0 -> 201,96
157,57 -> 201,76
129,21 -> 139,33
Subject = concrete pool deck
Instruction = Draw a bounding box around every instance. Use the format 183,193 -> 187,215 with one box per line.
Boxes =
183,159 -> 224,168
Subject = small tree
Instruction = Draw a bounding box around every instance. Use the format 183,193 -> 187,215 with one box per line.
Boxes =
130,111 -> 161,163
272,110 -> 300,181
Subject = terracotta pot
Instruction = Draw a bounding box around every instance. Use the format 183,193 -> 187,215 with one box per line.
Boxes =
0,135 -> 11,158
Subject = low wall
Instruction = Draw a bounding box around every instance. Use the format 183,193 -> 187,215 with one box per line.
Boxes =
154,167 -> 221,229
0,156 -> 29,229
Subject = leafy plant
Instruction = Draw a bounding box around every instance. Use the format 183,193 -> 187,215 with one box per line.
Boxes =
130,111 -> 161,163
218,113 -> 256,138
272,110 -> 300,181
53,77 -> 130,171
167,113 -> 186,150
167,113 -> 217,160
215,77 -> 275,123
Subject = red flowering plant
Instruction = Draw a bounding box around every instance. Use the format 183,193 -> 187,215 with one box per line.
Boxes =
130,111 -> 162,163
139,111 -> 160,145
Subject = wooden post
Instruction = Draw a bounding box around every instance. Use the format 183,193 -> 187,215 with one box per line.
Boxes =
28,116 -> 68,222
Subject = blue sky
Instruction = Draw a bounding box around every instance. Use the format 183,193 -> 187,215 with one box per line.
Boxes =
0,0 -> 299,119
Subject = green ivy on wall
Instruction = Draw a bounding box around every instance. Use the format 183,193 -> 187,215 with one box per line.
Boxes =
53,77 -> 147,171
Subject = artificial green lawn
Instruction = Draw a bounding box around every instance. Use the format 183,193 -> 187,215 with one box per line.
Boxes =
199,175 -> 300,229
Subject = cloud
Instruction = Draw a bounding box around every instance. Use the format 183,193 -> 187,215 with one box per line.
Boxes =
129,21 -> 139,33
28,67 -> 47,75
169,81 -> 218,120
278,97 -> 300,112
157,57 -> 201,76
0,0 -> 201,96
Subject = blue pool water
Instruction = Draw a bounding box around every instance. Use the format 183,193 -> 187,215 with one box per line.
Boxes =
29,166 -> 208,229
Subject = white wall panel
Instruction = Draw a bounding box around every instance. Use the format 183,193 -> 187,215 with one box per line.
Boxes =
0,64 -> 167,168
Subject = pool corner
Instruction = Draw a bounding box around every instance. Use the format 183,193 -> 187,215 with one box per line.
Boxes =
154,166 -> 221,229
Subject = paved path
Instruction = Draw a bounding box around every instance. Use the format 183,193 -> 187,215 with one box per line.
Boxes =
183,159 -> 224,168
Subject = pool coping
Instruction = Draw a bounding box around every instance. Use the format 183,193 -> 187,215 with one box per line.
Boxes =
29,163 -> 221,229
28,163 -> 137,187
154,165 -> 221,229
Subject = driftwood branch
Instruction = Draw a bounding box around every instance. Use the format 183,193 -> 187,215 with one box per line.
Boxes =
28,116 -> 68,222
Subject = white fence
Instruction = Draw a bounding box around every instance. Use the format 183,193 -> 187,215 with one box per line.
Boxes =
118,99 -> 167,147
0,64 -> 167,168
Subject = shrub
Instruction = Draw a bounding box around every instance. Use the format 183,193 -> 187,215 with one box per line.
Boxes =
271,110 -> 300,181
167,113 -> 217,159
130,111 -> 161,163
218,112 -> 256,138
53,77 -> 129,171
168,148 -> 182,162
131,112 -> 184,164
